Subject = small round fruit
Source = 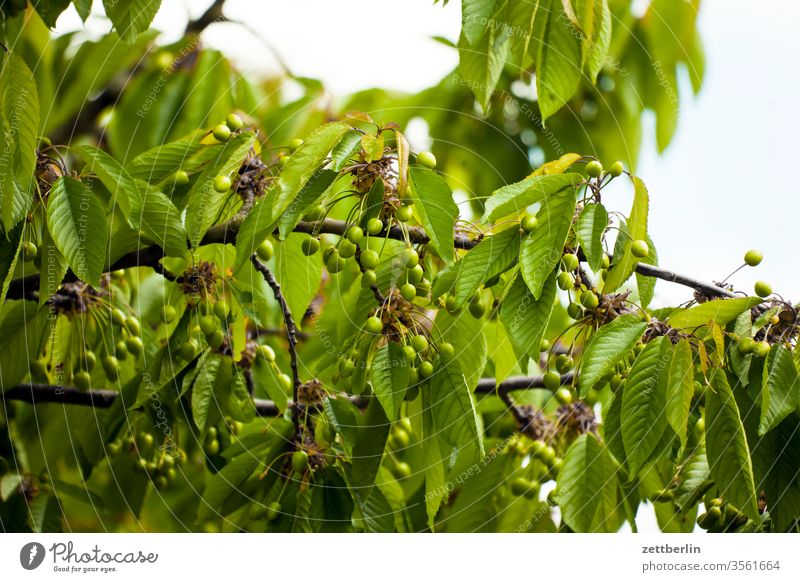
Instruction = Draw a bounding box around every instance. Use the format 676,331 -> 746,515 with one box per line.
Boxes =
161,305 -> 177,324
403,345 -> 417,363
258,344 -> 276,362
411,335 -> 429,353
586,160 -> 603,178
388,429 -> 410,450
581,291 -> 599,310
510,477 -> 536,497
22,241 -> 38,262
111,308 -> 127,327
416,151 -> 437,169
401,248 -> 419,268
73,371 -> 91,391
213,174 -> 232,192
445,295 -> 462,314
393,461 -> 412,479
207,329 -> 224,349
738,337 -> 755,354
439,342 -> 455,360
81,351 -> 97,371
415,278 -> 431,296
359,249 -> 380,269
561,253 -> 579,272
124,316 -> 141,336
753,341 -> 771,358
469,298 -> 486,319
366,217 -> 384,235
212,123 -> 231,142
539,338 -> 551,352
126,336 -> 144,357
266,501 -> 282,521
754,280 -> 772,298
256,239 -> 274,261
301,237 -> 320,256
400,283 -> 417,301
600,253 -> 611,269
288,138 -> 304,152
407,264 -> 424,284
554,388 -> 573,406
608,161 -> 624,177
419,360 -> 434,378
114,340 -> 129,361
365,316 -> 383,334
214,300 -> 230,320
326,252 -> 347,273
292,450 -> 309,474
340,359 -> 355,378
520,215 -> 538,233
361,269 -> 377,287
346,225 -> 364,244
557,271 -> 574,290
200,315 -> 218,336
744,249 -> 763,267
631,239 -> 650,258
225,113 -> 244,131
277,373 -> 292,392
303,204 -> 325,221
173,170 -> 190,186
555,354 -> 574,373
396,205 -> 413,223
102,355 -> 120,380
338,239 -> 357,259
566,302 -> 583,319
204,438 -> 220,455
180,339 -> 199,360
543,370 -> 562,391
408,368 -> 420,386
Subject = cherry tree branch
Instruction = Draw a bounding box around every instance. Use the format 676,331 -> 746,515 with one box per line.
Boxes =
185,0 -> 230,35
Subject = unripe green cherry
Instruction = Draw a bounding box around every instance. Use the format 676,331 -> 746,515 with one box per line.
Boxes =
744,249 -> 763,267
22,241 -> 38,262
361,269 -> 377,287
346,225 -> 364,244
73,371 -> 92,391
520,215 -> 538,233
554,388 -> 573,406
388,429 -> 410,450
366,217 -> 384,235
125,316 -> 141,336
561,253 -> 579,272
256,239 -> 274,261
445,295 -> 462,314
338,239 -> 357,259
207,329 -> 224,349
738,337 -> 755,354
753,341 -> 771,358
340,359 -> 355,378
586,160 -> 603,178
581,290 -> 599,310
292,450 -> 309,474
200,315 -> 218,336
400,283 -> 417,301
301,237 -> 320,256
365,316 -> 383,334
111,308 -> 127,327
600,253 -> 611,269
212,123 -> 231,142
102,355 -> 120,380
126,336 -> 144,357
567,302 -> 583,319
266,501 -> 282,521
539,338 -> 551,352
396,205 -> 414,223
407,263 -> 424,284
555,354 -> 574,373
415,278 -> 431,296
608,161 -> 624,177
359,249 -> 380,269
416,151 -> 437,169
214,300 -> 230,320
204,438 -> 220,456
179,339 -> 199,360
393,461 -> 412,479
510,477 -> 534,497
258,344 -> 276,362
173,170 -> 190,186
161,305 -> 177,324
557,271 -> 574,290
213,174 -> 232,192
411,334 -> 429,353
326,251 -> 347,273
631,239 -> 649,258
403,344 -> 418,363
81,350 -> 97,372
225,113 -> 244,131
439,342 -> 455,360
408,367 -> 420,386
303,204 -> 326,221
469,298 -> 486,319
115,340 -> 129,361
754,280 -> 772,298
401,248 -> 419,268
543,370 -> 562,391
288,138 -> 304,152
277,373 -> 292,392
419,360 -> 434,378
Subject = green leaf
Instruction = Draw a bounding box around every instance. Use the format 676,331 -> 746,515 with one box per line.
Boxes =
274,234 -> 322,329
666,338 -> 694,444
74,0 -> 93,21
31,0 -> 72,27
705,369 -> 759,519
536,0 -> 582,121
330,130 -> 363,171
370,342 -> 410,421
462,0 -> 499,45
452,226 -> 520,308
0,53 -> 40,231
429,359 -> 484,458
482,173 -> 582,223
408,167 -> 459,264
360,133 -> 384,162
635,234 -> 658,308
0,301 -> 48,391
38,223 -> 68,304
603,176 -> 649,293
235,123 -> 348,268
621,336 -> 671,478
185,132 -> 256,248
276,169 -> 337,239
555,434 -> 620,532
0,223 -> 23,304
75,145 -> 140,225
457,16 -> 511,111
137,181 -> 189,258
46,177 -> 109,287
191,354 -> 229,432
579,314 -> 646,396
128,132 -> 207,183
759,345 -> 798,435
251,357 -> 289,412
351,397 -> 391,491
519,186 -> 576,298
575,202 -> 608,271
583,0 -> 612,81
0,473 -> 23,501
499,271 -> 556,368
432,307 -> 488,391
103,0 -> 162,42
666,297 -> 763,330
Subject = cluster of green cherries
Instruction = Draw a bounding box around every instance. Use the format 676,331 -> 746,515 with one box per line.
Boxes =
250,448 -> 314,523
107,430 -> 186,491
169,113 -> 246,189
696,496 -> 750,532
386,418 -> 414,479
508,438 -> 564,500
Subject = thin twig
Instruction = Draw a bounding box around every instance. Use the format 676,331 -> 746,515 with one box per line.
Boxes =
185,0 -> 229,35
